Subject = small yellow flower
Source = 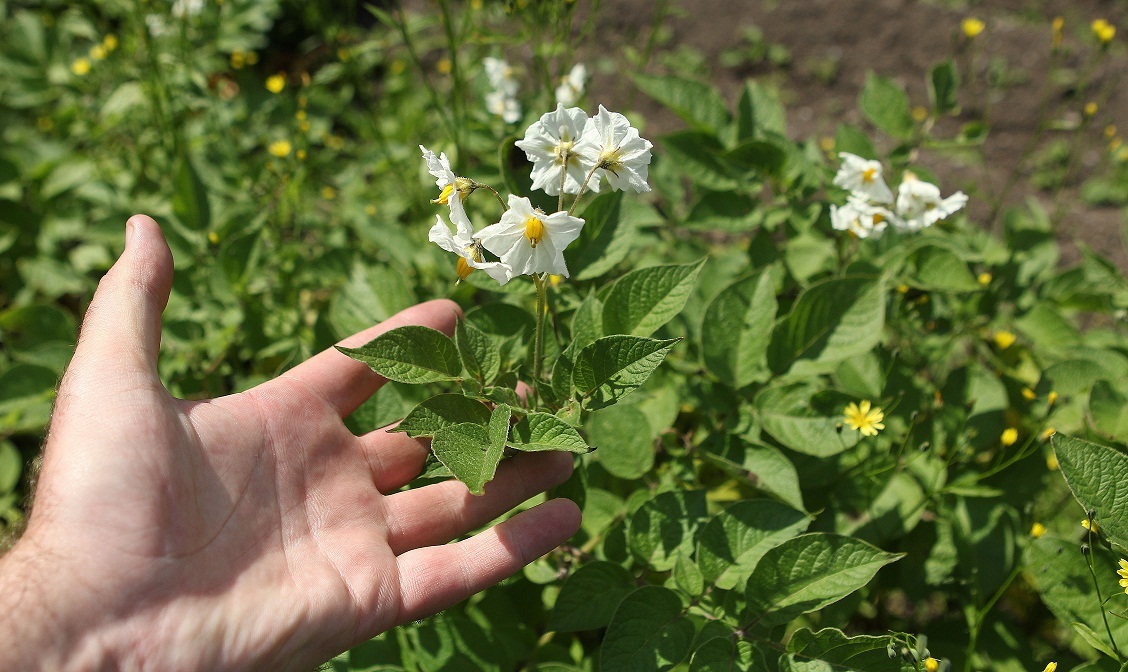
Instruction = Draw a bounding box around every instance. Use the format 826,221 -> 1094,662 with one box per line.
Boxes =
296,149 -> 307,161
912,106 -> 929,122
1046,452 -> 1059,470
390,59 -> 406,75
1111,138 -> 1123,152
962,17 -> 986,38
1084,101 -> 1098,117
230,51 -> 246,69
1106,124 -> 1118,138
1041,427 -> 1056,441
549,274 -> 564,287
89,44 -> 107,60
993,330 -> 1017,349
1031,522 -> 1047,538
925,658 -> 941,672
896,284 -> 910,294
266,73 -> 286,94
437,57 -> 452,74
1082,518 -> 1100,534
299,120 -> 311,133
1043,663 -> 1058,672
1117,558 -> 1128,593
298,95 -> 308,109
977,272 -> 992,286
1119,147 -> 1128,162
843,400 -> 886,437
268,140 -> 292,157
470,0 -> 483,9
71,57 -> 91,76
295,110 -> 307,121
246,51 -> 259,65
1092,19 -> 1116,44
325,134 -> 345,150
207,231 -> 219,244
1022,388 -> 1037,400
1052,17 -> 1064,49
321,186 -> 337,200
103,34 -> 118,52
1001,428 -> 1019,447
364,204 -> 377,216
818,136 -> 835,153
1047,391 -> 1058,405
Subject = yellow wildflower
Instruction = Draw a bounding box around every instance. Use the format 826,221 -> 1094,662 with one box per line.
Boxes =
470,0 -> 483,8
364,204 -> 377,216
1022,388 -> 1037,400
325,134 -> 345,150
321,186 -> 337,200
437,57 -> 452,74
912,106 -> 929,122
549,274 -> 564,287
296,149 -> 307,161
978,272 -> 992,286
1112,138 -> 1123,151
818,136 -> 835,153
1052,17 -> 1064,49
1106,125 -> 1118,138
295,110 -> 307,121
267,140 -> 292,157
1046,452 -> 1059,470
1031,522 -> 1046,538
1041,427 -> 1056,441
1047,391 -> 1058,405
1001,428 -> 1019,447
246,51 -> 259,65
1117,559 -> 1128,593
843,400 -> 886,437
1082,518 -> 1100,534
71,58 -> 91,76
1092,19 -> 1116,44
993,330 -> 1016,349
1084,101 -> 1098,117
962,17 -> 986,38
1043,664 -> 1058,672
230,51 -> 246,69
266,73 -> 286,94
207,231 -> 219,244
90,44 -> 107,60
925,658 -> 940,672
103,34 -> 118,52
390,59 -> 406,75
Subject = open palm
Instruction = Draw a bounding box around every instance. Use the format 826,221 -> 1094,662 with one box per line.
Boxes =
14,215 -> 579,671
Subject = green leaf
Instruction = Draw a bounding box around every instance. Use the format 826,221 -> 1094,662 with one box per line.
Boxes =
600,586 -> 695,672
337,326 -> 461,384
1027,534 -> 1128,650
697,499 -> 810,590
1053,434 -> 1128,547
172,154 -> 211,230
859,72 -> 913,139
573,336 -> 680,410
726,140 -> 788,180
928,60 -> 959,115
329,262 -> 415,339
736,81 -> 788,139
673,552 -> 705,596
633,74 -> 731,136
700,438 -> 806,510
755,382 -> 860,457
628,490 -> 708,571
0,363 -> 57,433
549,561 -> 638,632
784,628 -> 910,672
456,318 -> 501,385
567,192 -> 636,281
904,245 -> 979,292
1089,381 -> 1128,443
768,275 -> 886,373
744,533 -> 902,626
702,270 -> 778,388
40,160 -> 96,200
1072,622 -> 1120,660
0,441 -> 21,494
509,412 -> 590,453
429,422 -> 504,495
688,637 -> 738,672
662,132 -> 740,191
603,260 -> 706,337
586,404 -> 656,479
393,394 -> 492,438
834,124 -> 876,159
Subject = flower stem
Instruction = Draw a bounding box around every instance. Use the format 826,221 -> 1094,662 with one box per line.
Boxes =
567,163 -> 601,216
475,182 -> 509,211
532,274 -> 549,402
1085,524 -> 1125,663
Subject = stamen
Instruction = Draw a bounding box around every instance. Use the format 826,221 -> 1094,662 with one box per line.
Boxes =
456,256 -> 473,280
432,184 -> 455,205
524,216 -> 546,247
862,167 -> 876,184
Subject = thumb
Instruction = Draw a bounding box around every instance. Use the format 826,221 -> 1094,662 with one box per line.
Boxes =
67,214 -> 174,388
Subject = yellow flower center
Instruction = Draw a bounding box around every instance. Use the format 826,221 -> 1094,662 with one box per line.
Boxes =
456,256 -> 473,280
554,139 -> 575,166
524,216 -> 546,247
435,184 -> 455,205
872,213 -> 886,224
599,147 -> 623,172
862,167 -> 876,183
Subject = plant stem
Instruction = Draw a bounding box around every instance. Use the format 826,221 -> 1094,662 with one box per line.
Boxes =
532,273 -> 549,400
568,163 -> 601,216
1085,526 -> 1125,662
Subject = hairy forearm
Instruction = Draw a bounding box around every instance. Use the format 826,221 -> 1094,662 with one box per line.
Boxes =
0,540 -> 114,671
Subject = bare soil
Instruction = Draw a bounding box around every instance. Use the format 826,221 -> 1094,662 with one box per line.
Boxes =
595,0 -> 1128,270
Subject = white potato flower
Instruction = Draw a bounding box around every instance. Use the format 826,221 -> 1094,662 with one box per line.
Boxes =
476,195 -> 585,280
574,105 -> 653,193
483,57 -> 519,96
831,195 -> 897,239
554,63 -> 587,107
515,104 -> 596,196
833,152 -> 894,203
419,145 -> 473,209
172,0 -> 205,17
895,173 -> 968,231
485,90 -> 522,124
429,208 -> 510,285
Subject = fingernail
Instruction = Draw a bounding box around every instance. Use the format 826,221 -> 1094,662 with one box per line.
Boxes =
125,221 -> 135,248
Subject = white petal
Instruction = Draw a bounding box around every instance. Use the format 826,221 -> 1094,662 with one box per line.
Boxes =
428,215 -> 461,254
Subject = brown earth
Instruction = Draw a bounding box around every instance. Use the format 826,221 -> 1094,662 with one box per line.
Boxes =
593,0 -> 1128,270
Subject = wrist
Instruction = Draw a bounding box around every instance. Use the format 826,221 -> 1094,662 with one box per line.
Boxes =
0,538 -> 115,671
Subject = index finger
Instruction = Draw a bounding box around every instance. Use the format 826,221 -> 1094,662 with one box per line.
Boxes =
274,299 -> 461,418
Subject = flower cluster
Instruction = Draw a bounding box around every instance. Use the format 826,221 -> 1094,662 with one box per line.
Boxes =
423,105 -> 652,285
554,64 -> 587,107
483,57 -> 521,124
830,153 -> 967,238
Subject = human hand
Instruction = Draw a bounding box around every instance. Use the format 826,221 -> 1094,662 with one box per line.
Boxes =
0,215 -> 581,671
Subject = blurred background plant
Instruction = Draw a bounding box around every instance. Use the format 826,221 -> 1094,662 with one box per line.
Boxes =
1,1 -> 1127,670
